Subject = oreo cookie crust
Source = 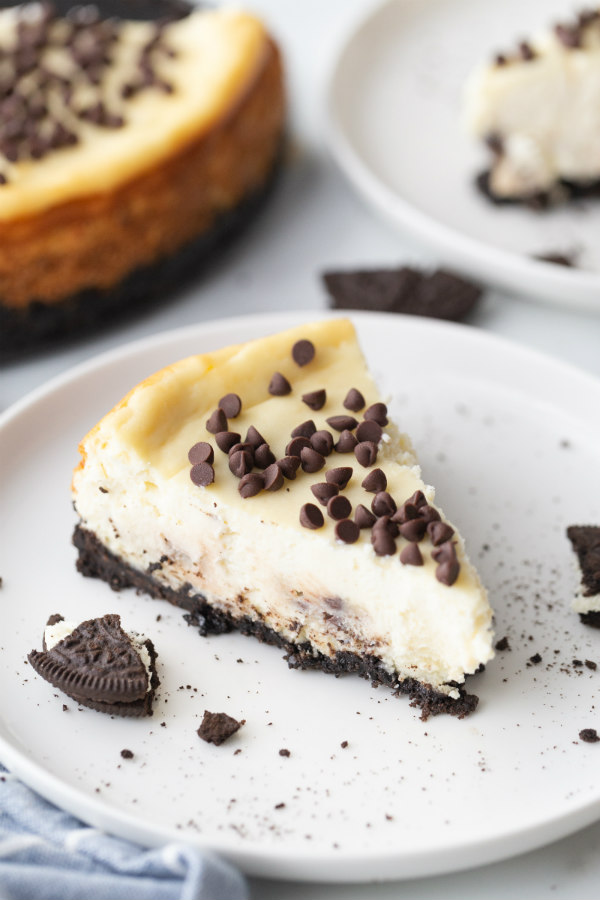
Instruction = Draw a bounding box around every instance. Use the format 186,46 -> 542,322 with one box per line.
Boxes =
567,525 -> 600,628
28,613 -> 159,716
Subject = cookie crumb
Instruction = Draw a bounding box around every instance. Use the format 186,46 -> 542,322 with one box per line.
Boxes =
120,749 -> 134,759
579,729 -> 599,743
495,636 -> 511,651
197,711 -> 244,746
279,748 -> 291,757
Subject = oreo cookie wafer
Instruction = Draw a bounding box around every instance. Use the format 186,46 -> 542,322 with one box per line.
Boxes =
28,613 -> 159,717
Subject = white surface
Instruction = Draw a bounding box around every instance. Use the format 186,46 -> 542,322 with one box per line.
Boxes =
327,0 -> 600,310
1,0 -> 600,896
2,310 -> 600,883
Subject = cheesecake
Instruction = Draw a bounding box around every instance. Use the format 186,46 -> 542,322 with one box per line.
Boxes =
567,525 -> 600,627
72,318 -> 494,718
464,9 -> 600,205
0,1 -> 285,356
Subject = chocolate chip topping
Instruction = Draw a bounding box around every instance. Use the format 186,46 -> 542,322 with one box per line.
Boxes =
218,393 -> 242,419
263,463 -> 284,492
356,419 -> 382,444
354,441 -> 378,467
419,505 -> 441,525
300,503 -> 324,529
269,372 -> 292,396
276,456 -> 301,479
229,450 -> 253,478
391,501 -> 419,524
371,491 -> 397,518
407,490 -> 427,509
335,430 -> 358,453
427,521 -> 455,546
343,388 -> 365,412
291,420 -> 316,439
302,389 -> 326,411
361,468 -> 387,493
228,441 -> 254,457
245,425 -> 266,449
335,519 -> 360,544
206,408 -> 227,434
363,403 -> 388,426
326,415 -> 358,432
371,519 -> 396,556
254,443 -> 276,470
190,462 -> 214,487
238,473 -> 264,499
519,40 -> 535,61
355,504 -> 377,529
215,431 -> 241,453
311,482 -> 339,506
286,436 -> 312,457
325,467 -> 353,489
292,339 -> 315,367
310,430 -> 334,456
188,442 -> 214,465
300,446 -> 326,473
432,541 -> 459,585
398,518 -> 427,542
327,495 -> 352,521
400,543 -> 423,566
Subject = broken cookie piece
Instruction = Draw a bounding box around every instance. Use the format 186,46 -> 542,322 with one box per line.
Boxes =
197,710 -> 245,746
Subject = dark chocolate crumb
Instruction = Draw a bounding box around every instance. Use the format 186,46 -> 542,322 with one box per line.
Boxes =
579,729 -> 600,743
278,748 -> 291,757
529,653 -> 542,665
340,740 -> 348,749
585,660 -> 597,671
120,749 -> 134,759
495,636 -> 511,652
197,711 -> 244,746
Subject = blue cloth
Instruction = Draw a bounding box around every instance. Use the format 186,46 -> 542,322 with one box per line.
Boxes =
0,765 -> 248,900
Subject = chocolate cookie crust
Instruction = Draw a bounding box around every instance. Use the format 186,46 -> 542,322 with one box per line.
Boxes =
73,524 -> 480,719
476,169 -> 600,210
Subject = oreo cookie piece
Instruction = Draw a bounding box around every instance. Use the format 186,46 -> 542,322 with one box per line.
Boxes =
197,710 -> 245,746
28,613 -> 159,716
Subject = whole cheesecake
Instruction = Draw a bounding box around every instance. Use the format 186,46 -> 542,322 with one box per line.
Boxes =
0,1 -> 285,357
464,8 -> 600,205
72,318 -> 494,718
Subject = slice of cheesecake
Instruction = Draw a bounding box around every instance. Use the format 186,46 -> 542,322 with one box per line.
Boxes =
463,8 -> 600,204
567,525 -> 600,627
72,319 -> 494,718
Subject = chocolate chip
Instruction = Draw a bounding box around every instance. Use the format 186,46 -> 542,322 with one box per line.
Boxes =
398,518 -> 427,542
228,442 -> 254,457
276,456 -> 301,479
206,408 -> 227,434
292,339 -> 315,367
269,372 -> 292,396
326,467 -> 353,489
311,482 -> 339,506
355,504 -> 376,529
419,505 -> 441,525
263,463 -> 284,492
427,521 -> 455,546
579,728 -> 600,743
555,24 -> 581,48
188,442 -> 214,465
343,388 -> 365,412
310,430 -> 334,456
302,389 -> 326,411
238,473 -> 264,498
245,425 -> 266,448
327,495 -> 352,521
407,490 -> 427,509
301,446 -> 326,473
254,443 -> 276,469
376,514 -> 399,538
215,431 -> 241,453
229,450 -> 253,478
356,420 -> 382,444
431,541 -> 457,563
300,503 -> 324,529
291,420 -> 316,439
335,430 -> 358,453
371,492 -> 397,517
494,53 -> 507,66
371,520 -> 396,556
361,468 -> 387,493
190,462 -> 215,487
219,393 -> 242,418
354,441 -> 378,467
435,559 -> 459,586
519,41 -> 535,61
326,415 -> 358,432
286,436 -> 312,457
391,502 -> 419,524
335,519 -> 360,544
364,403 -> 388,426
400,543 -> 423,566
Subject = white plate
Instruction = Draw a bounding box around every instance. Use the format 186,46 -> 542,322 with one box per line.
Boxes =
327,0 -> 600,312
1,310 -> 600,883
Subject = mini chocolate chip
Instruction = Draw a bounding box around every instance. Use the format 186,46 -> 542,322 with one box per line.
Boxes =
361,468 -> 387,493
219,393 -> 242,418
355,504 -> 376,529
311,482 -> 339,505
435,559 -> 459,586
371,491 -> 397,517
255,443 -> 276,469
494,53 -> 507,66
335,519 -> 360,544
371,520 -> 396,556
327,415 -> 358,432
398,518 -> 427,542
407,490 -> 427,509
419,505 -> 441,524
400,543 -> 423,566
364,402 -> 388,426
286,436 -> 312,457
276,456 -> 301,479
245,425 -> 266,448
301,446 -> 326,473
326,467 -> 353,488
519,40 -> 535,61
302,389 -> 326,410
391,502 -> 420,524
377,514 -> 399,538
335,430 -> 358,453
343,388 -> 365,412
310,430 -> 334,456
327,494 -> 352,521
356,420 -> 382,444
427,521 -> 455,546
215,431 -> 241,453
291,420 -> 316,439
555,24 -> 581,48
292,339 -> 315,367
355,441 -> 378,467
300,503 -> 324,529
238,473 -> 264,498
228,442 -> 254,457
431,541 -> 457,563
206,408 -> 227,434
188,442 -> 214,465
190,462 -> 214,487
229,450 -> 253,478
269,372 -> 292,396
263,463 -> 284,491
